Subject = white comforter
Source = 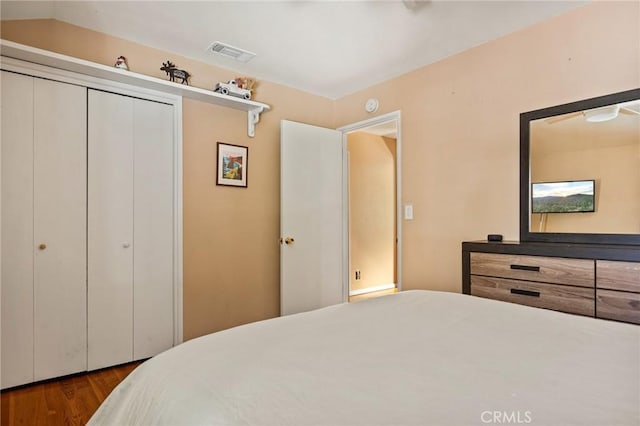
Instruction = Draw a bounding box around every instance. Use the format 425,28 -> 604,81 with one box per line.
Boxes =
89,290 -> 640,426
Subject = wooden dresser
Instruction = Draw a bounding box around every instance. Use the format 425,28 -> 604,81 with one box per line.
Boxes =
462,241 -> 640,325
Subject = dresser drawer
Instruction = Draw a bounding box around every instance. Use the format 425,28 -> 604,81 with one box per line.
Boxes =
470,252 -> 594,287
596,289 -> 640,325
596,260 -> 640,293
471,275 -> 595,316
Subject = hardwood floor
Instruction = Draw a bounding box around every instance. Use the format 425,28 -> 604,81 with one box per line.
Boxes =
1,361 -> 142,426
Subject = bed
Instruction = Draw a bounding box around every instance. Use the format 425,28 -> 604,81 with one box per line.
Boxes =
89,290 -> 639,425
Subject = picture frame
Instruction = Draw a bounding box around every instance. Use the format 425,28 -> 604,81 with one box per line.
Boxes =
216,142 -> 248,187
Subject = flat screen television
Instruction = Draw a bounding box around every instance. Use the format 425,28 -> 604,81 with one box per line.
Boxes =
531,180 -> 595,213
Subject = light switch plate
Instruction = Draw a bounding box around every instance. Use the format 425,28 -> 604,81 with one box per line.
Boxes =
404,204 -> 414,220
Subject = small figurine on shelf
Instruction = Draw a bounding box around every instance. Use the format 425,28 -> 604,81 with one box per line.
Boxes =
114,56 -> 129,70
160,61 -> 190,85
235,76 -> 256,92
214,77 -> 257,100
215,79 -> 251,100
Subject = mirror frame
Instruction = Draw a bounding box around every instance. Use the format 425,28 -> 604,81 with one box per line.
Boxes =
520,88 -> 640,245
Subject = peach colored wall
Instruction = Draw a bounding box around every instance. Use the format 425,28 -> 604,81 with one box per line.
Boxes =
347,132 -> 396,292
529,112 -> 640,234
531,143 -> 640,234
1,19 -> 335,340
2,1 -> 638,330
334,2 -> 640,292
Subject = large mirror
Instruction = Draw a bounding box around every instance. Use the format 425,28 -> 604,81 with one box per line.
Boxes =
520,88 -> 640,245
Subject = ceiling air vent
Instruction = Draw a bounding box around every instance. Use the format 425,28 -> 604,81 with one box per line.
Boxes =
208,41 -> 256,63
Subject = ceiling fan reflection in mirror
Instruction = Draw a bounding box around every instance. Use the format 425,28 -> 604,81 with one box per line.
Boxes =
545,99 -> 640,124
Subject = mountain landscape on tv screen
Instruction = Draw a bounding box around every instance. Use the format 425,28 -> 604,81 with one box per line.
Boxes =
532,193 -> 594,213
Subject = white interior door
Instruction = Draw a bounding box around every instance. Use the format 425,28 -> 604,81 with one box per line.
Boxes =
1,71 -> 35,388
280,120 -> 344,315
33,78 -> 87,381
133,98 -> 174,360
88,89 -> 134,370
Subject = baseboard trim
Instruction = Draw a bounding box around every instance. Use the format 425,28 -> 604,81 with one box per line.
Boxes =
349,283 -> 396,297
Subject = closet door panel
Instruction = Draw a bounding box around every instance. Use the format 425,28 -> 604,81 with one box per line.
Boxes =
1,72 -> 35,388
88,89 -> 134,370
33,79 -> 87,380
133,99 -> 174,359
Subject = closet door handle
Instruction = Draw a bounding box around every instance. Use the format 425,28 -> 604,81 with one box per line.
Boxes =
122,242 -> 131,248
38,243 -> 47,250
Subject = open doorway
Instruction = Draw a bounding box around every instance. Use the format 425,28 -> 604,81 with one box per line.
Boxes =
339,112 -> 401,302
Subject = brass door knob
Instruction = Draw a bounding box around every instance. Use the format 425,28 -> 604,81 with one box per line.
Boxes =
38,243 -> 47,250
284,237 -> 295,245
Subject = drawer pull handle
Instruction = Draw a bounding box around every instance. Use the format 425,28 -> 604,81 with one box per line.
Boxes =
510,264 -> 540,272
511,288 -> 541,298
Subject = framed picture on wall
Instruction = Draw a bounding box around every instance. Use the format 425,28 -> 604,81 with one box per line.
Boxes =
216,142 -> 248,187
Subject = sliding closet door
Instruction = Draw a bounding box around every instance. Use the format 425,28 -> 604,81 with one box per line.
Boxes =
33,78 -> 87,380
1,71 -> 35,388
88,89 -> 134,370
133,99 -> 175,360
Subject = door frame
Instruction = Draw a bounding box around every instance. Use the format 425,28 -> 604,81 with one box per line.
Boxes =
337,110 -> 402,302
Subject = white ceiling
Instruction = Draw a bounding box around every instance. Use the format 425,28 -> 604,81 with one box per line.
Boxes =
1,1 -> 586,99
531,101 -> 640,154
359,120 -> 398,139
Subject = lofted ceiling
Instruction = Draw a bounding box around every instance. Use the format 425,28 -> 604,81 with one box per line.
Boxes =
1,1 -> 586,99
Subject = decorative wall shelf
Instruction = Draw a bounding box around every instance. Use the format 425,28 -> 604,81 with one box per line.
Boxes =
0,39 -> 270,137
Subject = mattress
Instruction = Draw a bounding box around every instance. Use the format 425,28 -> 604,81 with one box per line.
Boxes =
89,290 -> 640,425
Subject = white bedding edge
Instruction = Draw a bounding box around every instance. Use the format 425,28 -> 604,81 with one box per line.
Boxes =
89,290 -> 640,426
